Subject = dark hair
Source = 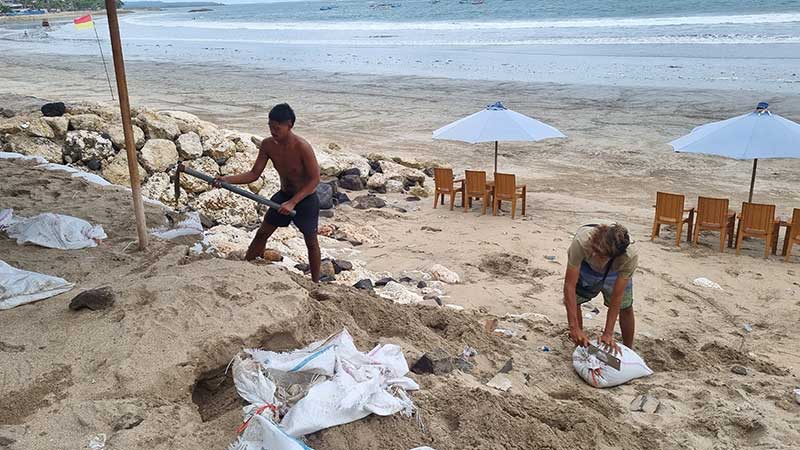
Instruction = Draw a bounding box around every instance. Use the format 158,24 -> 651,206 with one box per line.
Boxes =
589,224 -> 630,259
269,103 -> 295,125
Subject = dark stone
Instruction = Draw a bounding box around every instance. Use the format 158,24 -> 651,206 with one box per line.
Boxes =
338,167 -> 361,178
86,159 -> 101,171
499,358 -> 513,374
411,348 -> 453,375
316,183 -> 334,210
338,174 -> 365,191
399,276 -> 414,284
353,279 -> 374,290
423,294 -> 443,306
375,277 -> 395,287
334,192 -> 351,204
319,274 -> 336,283
198,213 -> 217,229
403,179 -> 417,190
406,196 -> 421,202
41,102 -> 66,117
417,281 -> 427,289
453,356 -> 474,373
295,263 -> 310,273
0,436 -> 17,446
214,157 -> 228,166
353,195 -> 386,210
394,207 -> 408,213
423,167 -> 435,178
368,160 -> 382,173
421,226 -> 442,232
731,365 -> 748,376
332,260 -> 353,272
0,108 -> 15,118
349,239 -> 363,246
319,210 -> 335,218
69,287 -> 115,311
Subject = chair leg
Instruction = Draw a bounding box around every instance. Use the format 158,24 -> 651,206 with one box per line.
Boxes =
736,229 -> 744,255
493,198 -> 498,216
675,222 -> 683,247
692,224 -> 701,247
481,193 -> 487,215
786,241 -> 794,262
651,221 -> 659,241
464,196 -> 469,213
766,228 -> 774,258
511,198 -> 516,219
719,228 -> 726,253
521,189 -> 526,216
728,219 -> 736,248
449,192 -> 456,211
433,192 -> 438,208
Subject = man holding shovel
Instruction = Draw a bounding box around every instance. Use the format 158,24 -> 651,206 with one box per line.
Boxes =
213,103 -> 322,282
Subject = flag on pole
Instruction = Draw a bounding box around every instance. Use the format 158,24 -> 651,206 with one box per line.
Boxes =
73,15 -> 94,30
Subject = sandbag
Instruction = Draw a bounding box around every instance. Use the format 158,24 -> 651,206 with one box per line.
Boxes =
1,209 -> 106,249
0,260 -> 74,310
572,340 -> 653,388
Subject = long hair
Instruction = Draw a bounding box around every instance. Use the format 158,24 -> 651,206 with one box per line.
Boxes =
589,224 -> 631,258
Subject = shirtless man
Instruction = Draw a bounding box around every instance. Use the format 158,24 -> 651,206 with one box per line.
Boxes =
214,103 -> 322,282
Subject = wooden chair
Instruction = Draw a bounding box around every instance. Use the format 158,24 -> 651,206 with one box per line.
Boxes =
433,167 -> 464,210
464,170 -> 492,215
783,208 -> 800,262
692,196 -> 736,252
651,192 -> 695,247
492,173 -> 526,219
735,202 -> 778,257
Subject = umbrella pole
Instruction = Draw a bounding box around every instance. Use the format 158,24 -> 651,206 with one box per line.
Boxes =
494,141 -> 498,176
748,159 -> 758,203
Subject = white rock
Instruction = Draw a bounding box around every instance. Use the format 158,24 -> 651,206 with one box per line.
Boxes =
409,184 -> 432,198
134,110 -> 181,141
367,173 -> 388,191
141,172 -> 186,208
693,277 -> 722,290
379,160 -> 426,184
220,151 -> 256,177
68,114 -> 108,134
487,373 -> 512,392
431,264 -> 460,284
176,132 -> 203,160
204,224 -> 254,256
378,281 -> 424,305
159,110 -> 201,124
43,116 -> 69,139
140,139 -> 179,174
194,189 -> 258,226
180,156 -> 218,193
316,148 -> 371,177
23,117 -> 56,139
386,180 -> 405,193
67,102 -> 117,120
102,150 -> 147,187
106,124 -> 146,150
202,131 -> 236,160
257,167 -> 282,196
64,130 -> 114,164
5,135 -> 62,162
224,130 -> 260,155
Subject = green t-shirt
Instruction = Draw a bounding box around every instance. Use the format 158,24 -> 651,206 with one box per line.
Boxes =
567,222 -> 638,278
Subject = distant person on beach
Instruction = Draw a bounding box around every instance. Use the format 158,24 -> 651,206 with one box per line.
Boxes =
213,103 -> 322,282
563,221 -> 638,353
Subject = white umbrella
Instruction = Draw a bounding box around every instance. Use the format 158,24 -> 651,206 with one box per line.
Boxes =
432,101 -> 566,175
670,102 -> 800,202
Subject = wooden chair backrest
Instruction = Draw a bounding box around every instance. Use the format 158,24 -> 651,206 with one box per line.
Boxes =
655,192 -> 685,223
696,196 -> 729,227
465,170 -> 487,194
740,202 -> 776,234
494,173 -> 516,199
790,208 -> 800,241
433,168 -> 454,190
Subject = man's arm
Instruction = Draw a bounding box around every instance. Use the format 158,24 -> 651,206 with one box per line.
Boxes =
599,276 -> 628,353
278,141 -> 320,214
564,265 -> 589,346
217,141 -> 270,185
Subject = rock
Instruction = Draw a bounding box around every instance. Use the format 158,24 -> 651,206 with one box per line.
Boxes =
423,295 -> 443,306
366,173 -> 388,193
630,393 -> 661,414
43,116 -> 69,139
295,263 -> 310,273
353,279 -> 374,290
106,124 -> 145,150
379,160 -> 426,184
316,183 -> 334,210
421,226 -> 442,232
431,264 -> 460,284
63,130 -> 114,164
499,358 -> 513,374
334,192 -> 350,205
23,117 -> 55,139
406,196 -> 421,202
453,356 -> 473,373
423,167 -> 435,178
141,173 -> 186,207
338,174 -> 365,191
220,151 -> 256,178
316,148 -> 372,178
321,259 -> 336,278
159,110 -> 200,126
67,102 -> 117,120
68,287 -> 115,311
103,151 -> 147,187
202,131 -> 236,160
417,280 -> 427,289
378,281 -> 424,304
194,189 -> 258,226
0,117 -> 25,134
175,132 -> 203,160
333,260 -> 353,272
320,274 -> 336,283
319,210 -> 334,219
487,373 -> 512,392
352,194 -> 386,209
0,107 -> 14,118
339,168 -> 361,178
135,110 -> 181,140
731,365 -> 749,376
368,159 -> 382,173
68,114 -> 107,133
262,249 -> 283,262
411,348 -> 453,375
139,139 -> 178,174
375,277 -> 395,287
399,276 -> 415,284
86,159 -> 102,170
409,184 -> 432,198
180,156 -> 219,193
4,135 -> 62,162
386,180 -> 404,193
41,102 -> 66,117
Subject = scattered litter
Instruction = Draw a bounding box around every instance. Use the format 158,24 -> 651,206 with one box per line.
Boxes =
87,433 -> 106,450
0,260 -> 74,310
151,212 -> 203,239
409,447 -> 437,450
444,304 -> 464,311
693,277 -> 723,290
486,373 -> 512,392
630,393 -> 660,413
504,312 -> 553,325
540,346 -> 551,353
583,307 -> 599,320
743,323 -> 753,333
573,341 -> 653,388
462,346 -> 477,358
794,388 -> 800,405
0,209 -> 106,249
494,328 -> 515,338
544,255 -> 556,261
0,151 -> 47,164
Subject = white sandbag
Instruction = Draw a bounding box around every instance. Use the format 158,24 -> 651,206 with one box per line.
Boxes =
246,329 -> 360,377
229,415 -> 312,450
572,340 -> 653,388
151,212 -> 203,239
0,260 -> 74,310
1,209 -> 106,249
35,162 -> 112,186
0,151 -> 48,163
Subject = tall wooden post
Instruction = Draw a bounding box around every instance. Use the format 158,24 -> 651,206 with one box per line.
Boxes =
104,0 -> 148,249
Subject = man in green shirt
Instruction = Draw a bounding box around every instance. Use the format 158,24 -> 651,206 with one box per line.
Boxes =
563,222 -> 638,352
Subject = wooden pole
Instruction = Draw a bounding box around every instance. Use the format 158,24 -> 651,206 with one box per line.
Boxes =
748,158 -> 758,203
104,0 -> 148,250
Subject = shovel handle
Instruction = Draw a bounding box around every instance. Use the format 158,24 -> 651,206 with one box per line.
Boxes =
176,164 -> 296,217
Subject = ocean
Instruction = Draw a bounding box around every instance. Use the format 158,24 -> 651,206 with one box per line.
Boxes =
2,0 -> 800,91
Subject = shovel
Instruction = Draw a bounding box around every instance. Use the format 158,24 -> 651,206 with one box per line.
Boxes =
588,343 -> 621,371
174,163 -> 296,217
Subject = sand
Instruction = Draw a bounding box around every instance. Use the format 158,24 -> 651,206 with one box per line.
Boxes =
1,55 -> 800,450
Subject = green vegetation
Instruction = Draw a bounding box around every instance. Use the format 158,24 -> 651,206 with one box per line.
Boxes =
14,0 -> 124,11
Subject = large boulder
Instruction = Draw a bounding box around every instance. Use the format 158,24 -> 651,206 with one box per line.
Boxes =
23,117 -> 55,139
4,135 -> 62,162
352,194 -> 386,209
379,160 -> 426,184
338,174 -> 365,191
63,130 -> 114,164
134,110 -> 181,141
141,172 -> 186,208
224,130 -> 260,155
66,102 -> 117,120
386,180 -> 404,193
102,151 -> 147,187
220,151 -> 256,177
409,184 -> 432,198
316,183 -> 334,210
194,189 -> 258,226
0,117 -> 24,134
68,114 -> 108,133
159,110 -> 201,125
41,102 -> 66,117
180,156 -> 218,194
316,148 -> 371,178
43,116 -> 69,139
106,124 -> 146,150
176,132 -> 203,160
257,167 -> 282,196
366,173 -> 388,193
139,139 -> 178,174
202,131 -> 236,160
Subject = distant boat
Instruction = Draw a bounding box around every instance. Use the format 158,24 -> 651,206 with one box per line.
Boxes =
319,5 -> 336,11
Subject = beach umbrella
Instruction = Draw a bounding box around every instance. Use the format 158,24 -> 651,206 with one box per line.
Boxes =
670,102 -> 800,202
432,101 -> 566,175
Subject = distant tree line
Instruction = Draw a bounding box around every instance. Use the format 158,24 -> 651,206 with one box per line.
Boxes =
12,0 -> 124,11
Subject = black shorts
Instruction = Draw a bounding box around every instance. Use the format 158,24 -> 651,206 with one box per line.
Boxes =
264,191 -> 319,236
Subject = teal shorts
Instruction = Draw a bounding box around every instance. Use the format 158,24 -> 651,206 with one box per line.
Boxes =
576,261 -> 633,310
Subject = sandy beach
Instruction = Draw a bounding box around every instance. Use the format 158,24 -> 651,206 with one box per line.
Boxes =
2,44 -> 800,450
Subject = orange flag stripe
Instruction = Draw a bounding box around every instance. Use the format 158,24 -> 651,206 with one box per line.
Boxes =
74,14 -> 93,24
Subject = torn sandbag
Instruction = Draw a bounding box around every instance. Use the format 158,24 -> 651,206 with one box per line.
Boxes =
573,340 -> 653,388
230,329 -> 419,449
0,260 -> 74,310
0,209 -> 106,249
151,212 -> 203,240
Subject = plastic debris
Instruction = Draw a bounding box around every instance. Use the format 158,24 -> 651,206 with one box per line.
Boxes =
743,323 -> 753,333
88,434 -> 106,450
692,277 -> 723,290
540,346 -> 551,352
